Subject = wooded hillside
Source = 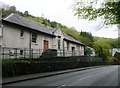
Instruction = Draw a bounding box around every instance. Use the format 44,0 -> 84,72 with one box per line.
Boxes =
1,4 -> 119,51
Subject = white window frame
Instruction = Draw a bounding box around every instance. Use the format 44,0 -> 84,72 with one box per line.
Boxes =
32,33 -> 37,43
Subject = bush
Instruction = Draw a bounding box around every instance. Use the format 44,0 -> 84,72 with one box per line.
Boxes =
114,52 -> 120,60
2,60 -> 17,78
2,56 -> 105,78
2,60 -> 77,78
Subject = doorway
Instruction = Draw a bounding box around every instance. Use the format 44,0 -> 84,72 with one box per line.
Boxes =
44,40 -> 49,51
71,47 -> 75,56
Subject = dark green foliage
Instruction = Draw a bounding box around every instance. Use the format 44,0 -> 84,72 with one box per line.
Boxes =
62,27 -> 80,40
1,5 -> 25,18
2,60 -> 17,77
2,56 -> 104,78
73,1 -> 120,24
51,21 -> 59,28
24,11 -> 29,16
103,1 -> 120,24
41,18 -> 52,27
80,31 -> 94,42
84,47 -> 93,56
93,39 -> 111,61
118,38 -> 120,48
94,36 -> 120,48
80,31 -> 94,47
110,38 -> 120,48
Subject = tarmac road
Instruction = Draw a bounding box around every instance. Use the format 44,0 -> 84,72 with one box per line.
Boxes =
4,65 -> 120,87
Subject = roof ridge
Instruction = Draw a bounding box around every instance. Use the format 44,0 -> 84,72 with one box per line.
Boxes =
63,32 -> 85,45
5,13 -> 50,28
3,13 -> 56,36
14,13 -> 44,26
14,13 -> 55,31
4,13 -> 14,20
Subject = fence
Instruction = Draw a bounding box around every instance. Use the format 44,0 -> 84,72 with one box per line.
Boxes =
0,47 -> 84,59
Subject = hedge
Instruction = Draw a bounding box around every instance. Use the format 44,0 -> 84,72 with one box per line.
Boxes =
2,56 -> 109,78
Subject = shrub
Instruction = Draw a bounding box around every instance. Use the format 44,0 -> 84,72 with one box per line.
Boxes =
2,56 -> 105,78
114,52 -> 120,60
2,59 -> 17,77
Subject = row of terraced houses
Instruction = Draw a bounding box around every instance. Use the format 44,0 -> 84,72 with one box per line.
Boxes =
0,13 -> 85,59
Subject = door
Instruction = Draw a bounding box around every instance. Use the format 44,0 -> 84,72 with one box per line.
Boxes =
72,47 -> 75,56
44,40 -> 49,51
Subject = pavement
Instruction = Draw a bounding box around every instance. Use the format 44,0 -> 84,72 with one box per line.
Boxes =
2,65 -> 104,85
3,65 -> 119,87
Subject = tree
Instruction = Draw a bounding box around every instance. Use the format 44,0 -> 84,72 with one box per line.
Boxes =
9,6 -> 16,13
84,47 -> 93,56
42,18 -> 52,27
80,31 -> 94,47
24,11 -> 29,16
72,0 -> 120,25
110,38 -> 119,48
2,5 -> 17,18
114,52 -> 120,60
93,39 -> 111,61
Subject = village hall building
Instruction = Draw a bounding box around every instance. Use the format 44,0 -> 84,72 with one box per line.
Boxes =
0,13 -> 85,59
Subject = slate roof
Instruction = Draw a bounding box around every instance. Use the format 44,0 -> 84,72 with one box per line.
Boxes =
3,13 -> 85,46
3,13 -> 55,36
63,33 -> 85,45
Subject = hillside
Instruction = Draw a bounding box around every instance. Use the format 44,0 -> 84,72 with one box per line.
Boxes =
1,4 -> 119,48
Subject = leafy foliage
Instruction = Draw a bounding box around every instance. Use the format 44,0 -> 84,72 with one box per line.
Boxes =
93,39 -> 111,61
62,27 -> 80,40
84,47 -> 93,56
3,57 -> 104,78
114,52 -> 120,60
73,0 -> 120,24
80,31 -> 94,47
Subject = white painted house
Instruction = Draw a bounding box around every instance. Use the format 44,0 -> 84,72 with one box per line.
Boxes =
0,13 -> 85,58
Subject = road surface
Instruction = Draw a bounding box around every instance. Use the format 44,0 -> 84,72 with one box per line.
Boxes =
4,65 -> 120,87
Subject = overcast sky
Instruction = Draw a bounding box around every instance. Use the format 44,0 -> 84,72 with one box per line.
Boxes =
1,0 -> 118,38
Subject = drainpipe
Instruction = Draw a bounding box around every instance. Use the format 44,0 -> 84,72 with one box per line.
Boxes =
29,31 -> 32,59
63,39 -> 65,57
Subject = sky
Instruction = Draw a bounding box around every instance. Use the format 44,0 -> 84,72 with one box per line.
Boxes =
0,0 -> 118,38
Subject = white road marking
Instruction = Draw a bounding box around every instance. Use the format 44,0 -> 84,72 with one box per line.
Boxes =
57,84 -> 66,88
69,69 -> 112,86
78,75 -> 94,81
61,84 -> 66,86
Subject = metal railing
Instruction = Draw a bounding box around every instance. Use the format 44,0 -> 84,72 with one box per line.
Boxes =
0,47 -> 84,59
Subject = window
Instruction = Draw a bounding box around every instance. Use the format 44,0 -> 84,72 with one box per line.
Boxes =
20,29 -> 24,37
20,50 -> 23,55
58,36 -> 61,49
32,33 -> 37,43
67,42 -> 69,50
